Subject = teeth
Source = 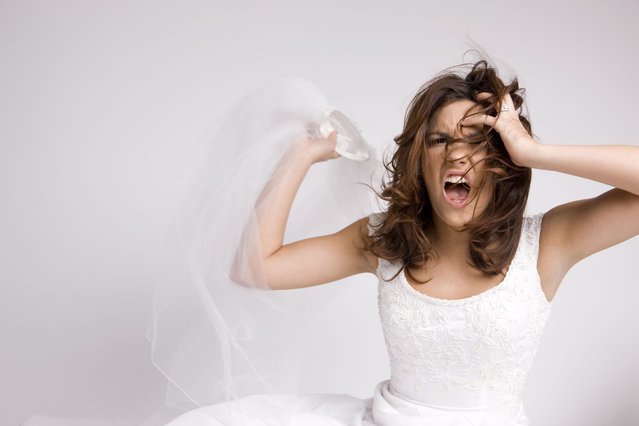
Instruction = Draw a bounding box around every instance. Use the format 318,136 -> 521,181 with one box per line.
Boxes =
444,176 -> 468,185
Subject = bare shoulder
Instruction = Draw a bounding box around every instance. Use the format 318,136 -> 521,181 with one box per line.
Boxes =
537,207 -> 570,302
340,216 -> 379,274
349,216 -> 379,275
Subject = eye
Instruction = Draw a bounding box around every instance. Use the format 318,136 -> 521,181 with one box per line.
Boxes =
431,137 -> 447,145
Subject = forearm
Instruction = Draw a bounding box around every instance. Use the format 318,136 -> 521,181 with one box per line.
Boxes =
254,144 -> 314,259
524,144 -> 639,196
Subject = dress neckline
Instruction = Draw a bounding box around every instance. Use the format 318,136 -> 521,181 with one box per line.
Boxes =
393,230 -> 525,306
398,263 -> 513,306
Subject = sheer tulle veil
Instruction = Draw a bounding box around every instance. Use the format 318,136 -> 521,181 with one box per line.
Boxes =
146,78 -> 385,411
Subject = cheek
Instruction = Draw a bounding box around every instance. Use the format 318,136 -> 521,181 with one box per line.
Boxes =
469,149 -> 489,169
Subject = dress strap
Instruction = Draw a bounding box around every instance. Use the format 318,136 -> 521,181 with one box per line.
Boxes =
520,213 -> 545,266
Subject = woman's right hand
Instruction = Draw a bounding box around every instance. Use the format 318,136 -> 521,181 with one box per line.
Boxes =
292,130 -> 342,164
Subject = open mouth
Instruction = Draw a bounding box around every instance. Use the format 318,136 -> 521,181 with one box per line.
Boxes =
443,176 -> 471,207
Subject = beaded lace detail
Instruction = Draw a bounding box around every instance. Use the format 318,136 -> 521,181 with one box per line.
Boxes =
368,212 -> 552,416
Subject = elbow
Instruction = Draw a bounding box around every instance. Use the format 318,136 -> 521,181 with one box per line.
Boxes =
228,261 -> 255,287
229,237 -> 282,288
228,270 -> 248,287
228,258 -> 275,290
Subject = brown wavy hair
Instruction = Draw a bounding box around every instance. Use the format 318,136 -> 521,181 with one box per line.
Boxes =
361,59 -> 533,284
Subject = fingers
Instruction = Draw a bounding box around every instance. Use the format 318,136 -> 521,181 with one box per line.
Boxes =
475,92 -> 515,113
462,113 -> 496,128
475,92 -> 493,102
500,93 -> 515,112
327,131 -> 341,158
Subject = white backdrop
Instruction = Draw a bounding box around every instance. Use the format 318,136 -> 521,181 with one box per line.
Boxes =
2,0 -> 638,425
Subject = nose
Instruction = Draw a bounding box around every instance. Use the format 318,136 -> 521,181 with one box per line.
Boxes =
445,141 -> 472,166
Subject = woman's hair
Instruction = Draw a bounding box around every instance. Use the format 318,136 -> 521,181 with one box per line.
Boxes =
361,59 -> 533,284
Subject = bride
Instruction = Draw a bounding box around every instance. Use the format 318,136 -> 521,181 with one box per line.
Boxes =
151,59 -> 639,425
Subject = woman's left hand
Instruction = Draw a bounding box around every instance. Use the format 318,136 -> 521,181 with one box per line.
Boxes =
461,92 -> 539,167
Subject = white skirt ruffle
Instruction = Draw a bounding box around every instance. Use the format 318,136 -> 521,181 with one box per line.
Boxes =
167,380 -> 530,426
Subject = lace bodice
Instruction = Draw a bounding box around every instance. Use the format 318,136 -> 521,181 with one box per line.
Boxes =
368,212 -> 552,417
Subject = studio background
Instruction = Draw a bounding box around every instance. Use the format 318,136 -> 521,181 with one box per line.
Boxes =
1,1 -> 638,425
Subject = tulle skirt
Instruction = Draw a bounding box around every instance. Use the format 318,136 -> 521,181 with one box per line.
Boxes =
166,380 -> 530,426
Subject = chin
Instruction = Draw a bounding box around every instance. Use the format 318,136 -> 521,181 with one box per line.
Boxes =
442,214 -> 474,231
436,203 -> 488,231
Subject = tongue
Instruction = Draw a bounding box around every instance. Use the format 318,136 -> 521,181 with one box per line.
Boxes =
446,184 -> 470,201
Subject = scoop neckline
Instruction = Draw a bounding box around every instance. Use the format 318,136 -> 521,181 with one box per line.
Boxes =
398,263 -> 513,306
394,234 -> 525,306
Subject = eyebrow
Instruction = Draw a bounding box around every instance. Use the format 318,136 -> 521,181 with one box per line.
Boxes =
428,130 -> 482,138
428,131 -> 450,138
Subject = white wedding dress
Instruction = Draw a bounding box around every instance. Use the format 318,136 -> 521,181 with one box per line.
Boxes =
166,211 -> 552,426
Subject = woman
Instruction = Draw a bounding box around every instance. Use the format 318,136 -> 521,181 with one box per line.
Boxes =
159,60 -> 639,425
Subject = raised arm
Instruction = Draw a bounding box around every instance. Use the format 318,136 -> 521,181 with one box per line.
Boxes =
522,144 -> 639,299
463,92 -> 639,302
231,131 -> 376,290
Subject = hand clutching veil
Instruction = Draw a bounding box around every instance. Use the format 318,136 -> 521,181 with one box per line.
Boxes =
146,77 -> 385,412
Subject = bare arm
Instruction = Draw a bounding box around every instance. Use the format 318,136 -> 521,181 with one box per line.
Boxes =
232,131 -> 376,290
527,144 -> 639,300
255,142 -> 317,260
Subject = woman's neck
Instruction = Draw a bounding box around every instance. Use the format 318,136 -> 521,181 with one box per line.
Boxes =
431,216 -> 472,259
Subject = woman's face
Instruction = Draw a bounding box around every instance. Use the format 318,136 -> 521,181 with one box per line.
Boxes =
422,99 -> 493,232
